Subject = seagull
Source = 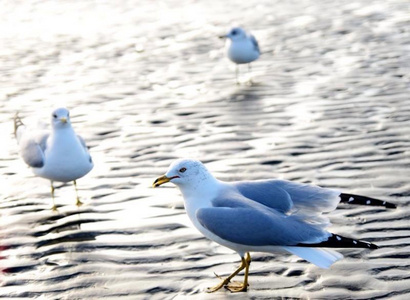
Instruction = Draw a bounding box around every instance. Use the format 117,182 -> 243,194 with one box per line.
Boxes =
153,159 -> 395,293
14,108 -> 93,210
220,27 -> 260,83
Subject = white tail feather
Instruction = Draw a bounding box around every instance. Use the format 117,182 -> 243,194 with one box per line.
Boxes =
283,246 -> 343,268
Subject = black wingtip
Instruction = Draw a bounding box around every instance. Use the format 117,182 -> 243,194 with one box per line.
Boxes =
340,193 -> 397,209
384,202 -> 397,209
297,234 -> 379,249
368,242 -> 379,250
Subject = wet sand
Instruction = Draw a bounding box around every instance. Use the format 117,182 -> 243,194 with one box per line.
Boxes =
1,0 -> 410,298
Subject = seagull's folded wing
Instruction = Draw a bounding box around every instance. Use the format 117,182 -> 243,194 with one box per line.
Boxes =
234,179 -> 340,214
77,135 -> 89,152
196,198 -> 330,247
19,131 -> 49,168
77,135 -> 93,162
249,34 -> 260,52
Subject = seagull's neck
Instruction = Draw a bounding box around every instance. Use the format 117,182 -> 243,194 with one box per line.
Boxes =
178,176 -> 221,206
52,125 -> 75,136
177,176 -> 221,233
49,126 -> 76,147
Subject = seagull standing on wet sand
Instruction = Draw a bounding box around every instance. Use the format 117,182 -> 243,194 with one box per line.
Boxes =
14,108 -> 93,210
221,27 -> 260,83
153,159 -> 395,293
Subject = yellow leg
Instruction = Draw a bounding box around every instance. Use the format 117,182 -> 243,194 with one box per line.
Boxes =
73,180 -> 83,206
50,182 -> 57,211
206,252 -> 251,293
225,253 -> 251,292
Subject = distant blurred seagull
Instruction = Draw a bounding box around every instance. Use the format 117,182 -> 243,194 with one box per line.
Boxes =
221,27 -> 260,83
153,159 -> 395,293
14,108 -> 93,210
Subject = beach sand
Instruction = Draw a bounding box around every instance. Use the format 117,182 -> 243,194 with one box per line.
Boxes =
1,0 -> 409,298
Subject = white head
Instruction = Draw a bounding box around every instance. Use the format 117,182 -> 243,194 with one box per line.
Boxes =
225,27 -> 247,41
51,107 -> 71,129
153,159 -> 217,191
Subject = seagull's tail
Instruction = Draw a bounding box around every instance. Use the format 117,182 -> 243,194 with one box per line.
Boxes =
283,246 -> 343,269
13,113 -> 25,143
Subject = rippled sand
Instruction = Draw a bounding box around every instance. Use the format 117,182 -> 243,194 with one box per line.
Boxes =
1,0 -> 409,298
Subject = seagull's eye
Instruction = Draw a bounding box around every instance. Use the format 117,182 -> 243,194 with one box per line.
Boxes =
231,29 -> 237,35
53,114 -> 57,118
179,167 -> 187,173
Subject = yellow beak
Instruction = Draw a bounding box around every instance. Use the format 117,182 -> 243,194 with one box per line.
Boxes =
152,175 -> 172,188
60,117 -> 67,123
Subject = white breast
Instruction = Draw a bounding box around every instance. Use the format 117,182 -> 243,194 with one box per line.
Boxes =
182,181 -> 252,255
34,128 -> 93,182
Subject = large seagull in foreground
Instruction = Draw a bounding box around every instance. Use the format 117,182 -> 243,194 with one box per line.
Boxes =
154,159 -> 395,292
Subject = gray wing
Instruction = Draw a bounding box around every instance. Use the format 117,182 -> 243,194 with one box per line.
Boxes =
19,131 -> 49,168
234,179 -> 340,214
249,34 -> 260,53
77,135 -> 90,152
196,204 -> 328,247
233,181 -> 293,213
77,135 -> 93,163
272,180 -> 340,213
